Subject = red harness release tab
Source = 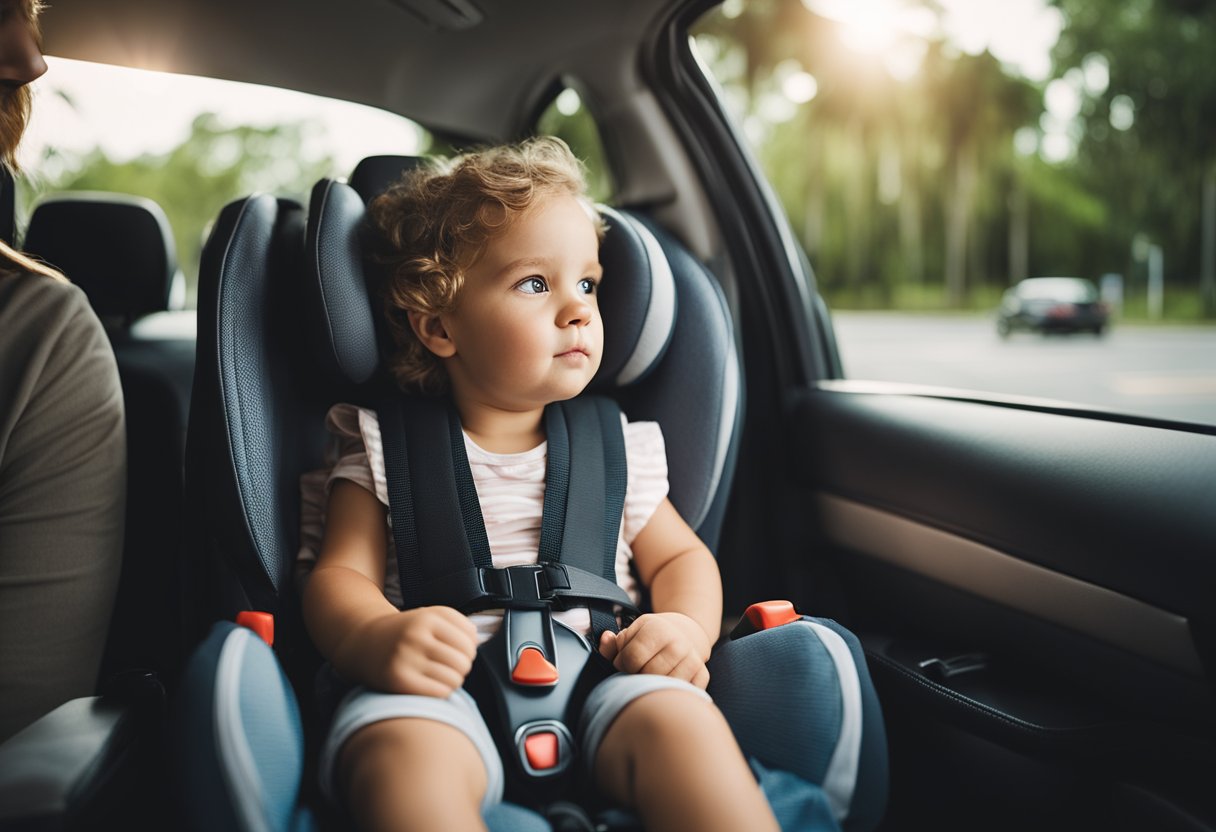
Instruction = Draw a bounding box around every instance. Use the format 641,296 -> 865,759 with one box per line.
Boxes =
511,646 -> 559,686
744,600 -> 801,631
235,610 -> 275,646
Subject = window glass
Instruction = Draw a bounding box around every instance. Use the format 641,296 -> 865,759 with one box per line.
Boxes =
536,85 -> 614,203
691,0 -> 1216,426
19,57 -> 433,306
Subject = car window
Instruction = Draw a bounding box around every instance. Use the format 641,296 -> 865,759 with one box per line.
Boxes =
536,85 -> 614,203
1014,278 -> 1097,302
691,0 -> 1216,427
18,57 -> 433,307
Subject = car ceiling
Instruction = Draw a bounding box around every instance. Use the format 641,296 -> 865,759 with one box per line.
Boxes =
40,0 -> 683,142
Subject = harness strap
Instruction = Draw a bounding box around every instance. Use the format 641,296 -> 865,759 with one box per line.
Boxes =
552,397 -> 628,642
417,563 -> 635,614
379,395 -> 421,607
378,395 -> 634,637
380,395 -> 493,610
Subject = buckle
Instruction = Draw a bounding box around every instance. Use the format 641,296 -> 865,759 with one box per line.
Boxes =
479,564 -> 570,606
538,563 -> 571,593
480,567 -> 513,602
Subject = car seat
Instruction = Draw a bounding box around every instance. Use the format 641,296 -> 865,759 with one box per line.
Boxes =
172,161 -> 888,831
22,192 -> 196,690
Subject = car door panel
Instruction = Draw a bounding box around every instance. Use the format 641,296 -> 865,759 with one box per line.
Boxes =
789,383 -> 1216,829
795,384 -> 1216,619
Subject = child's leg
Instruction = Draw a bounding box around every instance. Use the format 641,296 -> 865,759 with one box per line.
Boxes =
337,717 -> 488,832
592,687 -> 780,832
321,688 -> 503,832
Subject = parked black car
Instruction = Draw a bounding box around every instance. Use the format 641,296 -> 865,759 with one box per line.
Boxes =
997,276 -> 1110,337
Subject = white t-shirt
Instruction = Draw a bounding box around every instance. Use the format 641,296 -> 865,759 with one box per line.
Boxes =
298,403 -> 669,643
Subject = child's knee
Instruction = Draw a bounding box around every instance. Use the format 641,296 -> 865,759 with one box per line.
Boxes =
594,689 -> 744,807
608,688 -> 727,749
339,718 -> 488,802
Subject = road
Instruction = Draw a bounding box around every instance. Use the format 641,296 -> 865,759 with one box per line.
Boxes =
830,312 -> 1216,426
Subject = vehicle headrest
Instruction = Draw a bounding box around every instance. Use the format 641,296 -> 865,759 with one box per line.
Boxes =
348,155 -> 427,204
303,178 -> 676,392
23,192 -> 178,323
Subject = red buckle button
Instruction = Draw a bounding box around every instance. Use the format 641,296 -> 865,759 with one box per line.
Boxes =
744,600 -> 800,631
524,731 -> 559,771
236,611 -> 275,645
511,646 -> 559,686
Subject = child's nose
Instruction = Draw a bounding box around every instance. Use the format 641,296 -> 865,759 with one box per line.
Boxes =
560,295 -> 593,327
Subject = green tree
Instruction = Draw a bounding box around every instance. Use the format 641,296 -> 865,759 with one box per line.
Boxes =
19,114 -> 335,304
1053,0 -> 1216,316
698,1 -> 1052,308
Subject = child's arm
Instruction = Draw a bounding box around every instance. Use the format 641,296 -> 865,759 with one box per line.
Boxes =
302,479 -> 478,698
598,497 -> 722,689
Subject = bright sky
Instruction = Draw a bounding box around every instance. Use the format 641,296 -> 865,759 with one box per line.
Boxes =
765,0 -> 1081,162
800,0 -> 1063,82
19,57 -> 426,177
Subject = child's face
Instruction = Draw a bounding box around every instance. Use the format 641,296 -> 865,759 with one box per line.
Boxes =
438,192 -> 604,412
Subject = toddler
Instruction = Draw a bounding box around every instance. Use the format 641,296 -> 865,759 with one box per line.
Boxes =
298,137 -> 779,832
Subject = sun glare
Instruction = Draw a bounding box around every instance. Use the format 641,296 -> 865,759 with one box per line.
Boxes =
800,0 -> 1060,83
840,6 -> 899,54
803,0 -> 902,54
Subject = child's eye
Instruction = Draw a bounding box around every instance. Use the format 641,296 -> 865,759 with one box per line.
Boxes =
578,278 -> 598,295
517,276 -> 549,294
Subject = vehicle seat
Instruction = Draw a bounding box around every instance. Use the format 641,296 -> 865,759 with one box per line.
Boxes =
346,154 -> 425,203
174,161 -> 885,830
23,192 -> 196,689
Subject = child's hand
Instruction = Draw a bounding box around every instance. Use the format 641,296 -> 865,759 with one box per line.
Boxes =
349,606 -> 478,698
598,612 -> 712,689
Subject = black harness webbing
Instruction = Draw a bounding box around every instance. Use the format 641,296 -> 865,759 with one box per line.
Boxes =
547,397 -> 627,639
378,395 -> 634,642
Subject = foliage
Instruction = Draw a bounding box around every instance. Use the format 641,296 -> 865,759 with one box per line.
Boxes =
1052,0 -> 1216,314
537,90 -> 615,203
17,114 -> 337,304
692,0 -> 1216,318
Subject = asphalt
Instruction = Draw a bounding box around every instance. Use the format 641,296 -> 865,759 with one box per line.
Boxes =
830,311 -> 1216,426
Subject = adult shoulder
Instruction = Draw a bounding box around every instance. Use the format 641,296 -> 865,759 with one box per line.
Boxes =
0,268 -> 93,337
0,269 -> 123,458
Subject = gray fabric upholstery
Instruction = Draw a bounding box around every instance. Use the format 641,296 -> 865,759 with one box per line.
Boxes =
613,216 -> 740,548
592,207 -> 675,388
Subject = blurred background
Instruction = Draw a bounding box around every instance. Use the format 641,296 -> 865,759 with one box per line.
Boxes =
18,0 -> 1216,424
691,0 -> 1216,323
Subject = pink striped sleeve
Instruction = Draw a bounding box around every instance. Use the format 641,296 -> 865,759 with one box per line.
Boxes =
297,403 -> 385,573
621,418 -> 669,544
323,404 -> 389,506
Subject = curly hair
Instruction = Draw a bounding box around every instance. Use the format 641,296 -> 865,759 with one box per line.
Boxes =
369,136 -> 606,393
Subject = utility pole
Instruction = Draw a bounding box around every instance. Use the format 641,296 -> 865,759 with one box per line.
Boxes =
1148,243 -> 1164,321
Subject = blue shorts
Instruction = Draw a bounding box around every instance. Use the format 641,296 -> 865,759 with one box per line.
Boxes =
319,673 -> 711,810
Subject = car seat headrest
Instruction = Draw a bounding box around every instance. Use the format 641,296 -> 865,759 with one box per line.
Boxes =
304,179 -> 382,386
23,192 -> 179,323
348,155 -> 427,204
589,206 -> 676,390
304,179 -> 676,392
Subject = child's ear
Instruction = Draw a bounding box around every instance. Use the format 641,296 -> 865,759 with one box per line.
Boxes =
406,310 -> 457,358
